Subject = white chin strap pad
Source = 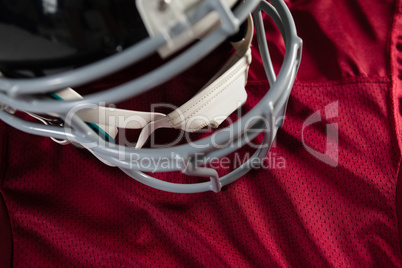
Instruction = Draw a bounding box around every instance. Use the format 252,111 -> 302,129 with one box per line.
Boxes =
52,15 -> 254,154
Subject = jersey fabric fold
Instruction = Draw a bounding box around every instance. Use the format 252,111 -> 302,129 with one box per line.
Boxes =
1,0 -> 402,266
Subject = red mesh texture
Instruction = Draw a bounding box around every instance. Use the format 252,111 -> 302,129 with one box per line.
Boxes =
1,0 -> 402,266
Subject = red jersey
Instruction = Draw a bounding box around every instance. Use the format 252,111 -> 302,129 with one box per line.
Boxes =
1,0 -> 402,266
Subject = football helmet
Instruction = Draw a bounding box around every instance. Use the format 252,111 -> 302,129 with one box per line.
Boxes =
0,0 -> 302,193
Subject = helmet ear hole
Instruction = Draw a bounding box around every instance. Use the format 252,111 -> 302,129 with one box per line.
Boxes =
226,19 -> 248,42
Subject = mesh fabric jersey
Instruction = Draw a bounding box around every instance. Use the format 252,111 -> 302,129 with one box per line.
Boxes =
1,0 -> 402,266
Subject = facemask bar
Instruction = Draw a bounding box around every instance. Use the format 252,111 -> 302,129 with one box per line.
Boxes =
0,0 -> 258,102
0,0 -> 302,193
69,0 -> 301,193
0,0 -> 259,139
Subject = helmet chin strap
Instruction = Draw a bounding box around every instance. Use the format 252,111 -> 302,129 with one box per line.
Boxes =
135,16 -> 253,148
35,15 -> 253,167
